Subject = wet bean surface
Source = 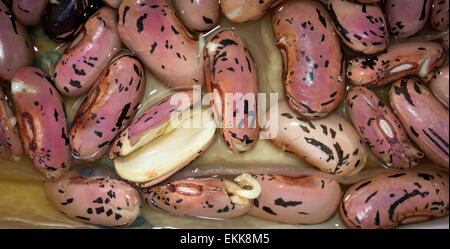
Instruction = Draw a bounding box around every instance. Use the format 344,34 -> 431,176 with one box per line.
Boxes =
0,0 -> 448,229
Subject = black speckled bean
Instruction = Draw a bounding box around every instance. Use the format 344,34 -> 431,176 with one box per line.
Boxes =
430,0 -> 449,31
347,86 -> 423,169
340,169 -> 449,229
272,0 -> 345,119
69,52 -> 145,162
385,0 -> 432,39
0,0 -> 34,82
389,78 -> 449,169
44,164 -> 141,227
11,67 -> 72,179
328,0 -> 389,54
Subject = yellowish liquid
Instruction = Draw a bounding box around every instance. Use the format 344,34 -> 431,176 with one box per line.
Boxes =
0,7 -> 447,229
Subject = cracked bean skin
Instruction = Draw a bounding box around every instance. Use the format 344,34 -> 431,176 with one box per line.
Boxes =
347,41 -> 446,88
340,169 -> 449,229
328,0 -> 389,55
389,78 -> 449,169
248,174 -> 341,224
43,0 -> 101,42
221,0 -> 284,24
172,0 -> 220,32
69,52 -> 145,162
428,65 -> 449,108
430,0 -> 449,31
143,177 -> 251,218
385,0 -> 432,39
347,86 -> 423,169
44,165 -> 141,227
263,100 -> 368,176
0,0 -> 34,82
12,0 -> 49,26
0,87 -> 24,161
54,6 -> 123,97
110,89 -> 217,189
109,90 -> 200,160
203,30 -> 259,153
117,0 -> 204,89
272,0 -> 346,119
10,67 -> 72,179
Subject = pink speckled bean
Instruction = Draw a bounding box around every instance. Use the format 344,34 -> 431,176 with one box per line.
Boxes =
340,170 -> 449,229
328,0 -> 389,54
117,0 -> 204,89
347,86 -> 423,169
10,67 -> 72,179
264,100 -> 368,176
385,0 -> 432,39
389,78 -> 449,169
430,0 -> 449,31
69,52 -> 145,162
54,6 -> 122,97
429,65 -> 449,108
12,0 -> 49,26
272,0 -> 345,119
172,0 -> 220,32
44,164 -> 141,227
0,87 -> 24,161
248,174 -> 341,224
204,30 -> 259,152
347,41 -> 446,88
143,177 -> 251,218
0,1 -> 34,82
